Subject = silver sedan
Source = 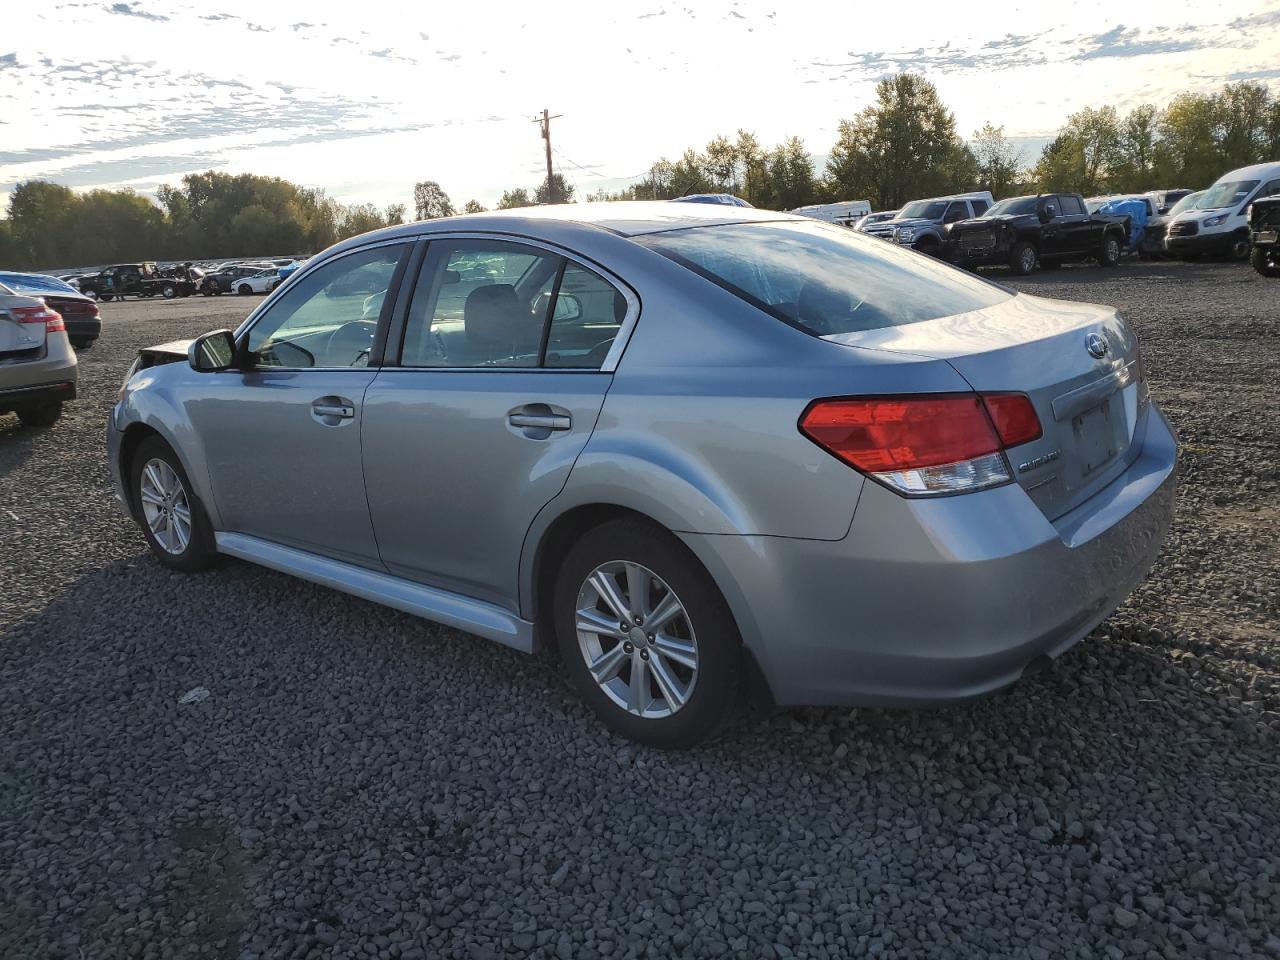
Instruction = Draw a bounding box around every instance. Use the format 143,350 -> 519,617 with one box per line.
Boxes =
108,202 -> 1177,747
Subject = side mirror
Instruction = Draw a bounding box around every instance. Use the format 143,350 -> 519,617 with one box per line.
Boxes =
188,329 -> 238,372
1038,206 -> 1053,224
553,294 -> 582,322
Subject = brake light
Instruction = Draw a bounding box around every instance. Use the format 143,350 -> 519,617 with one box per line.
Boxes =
11,304 -> 64,333
982,393 -> 1042,447
799,392 -> 1043,496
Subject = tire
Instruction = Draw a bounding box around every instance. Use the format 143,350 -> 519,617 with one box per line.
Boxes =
553,518 -> 744,748
1252,246 -> 1280,277
70,339 -> 92,350
238,284 -> 252,295
129,436 -> 218,572
100,293 -> 114,302
161,283 -> 177,299
16,402 -> 62,427
1228,236 -> 1251,262
1008,240 -> 1037,276
1098,233 -> 1122,267
916,236 -> 940,258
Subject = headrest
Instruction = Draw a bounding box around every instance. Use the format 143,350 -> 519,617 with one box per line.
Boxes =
464,284 -> 525,349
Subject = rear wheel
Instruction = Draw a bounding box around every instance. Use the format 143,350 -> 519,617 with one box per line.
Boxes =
554,518 -> 744,747
99,293 -> 114,302
1098,233 -> 1122,267
130,436 -> 218,572
16,402 -> 62,427
1252,246 -> 1280,277
1009,241 -> 1037,276
238,283 -> 252,295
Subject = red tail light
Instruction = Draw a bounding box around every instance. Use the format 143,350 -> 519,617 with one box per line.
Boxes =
800,392 -> 1043,496
11,304 -> 65,333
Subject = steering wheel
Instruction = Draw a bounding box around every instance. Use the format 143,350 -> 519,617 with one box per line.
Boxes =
325,320 -> 377,367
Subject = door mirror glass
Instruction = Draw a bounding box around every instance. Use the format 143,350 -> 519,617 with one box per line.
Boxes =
188,329 -> 237,372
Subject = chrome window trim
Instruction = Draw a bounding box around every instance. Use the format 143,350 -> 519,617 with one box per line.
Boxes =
386,230 -> 640,374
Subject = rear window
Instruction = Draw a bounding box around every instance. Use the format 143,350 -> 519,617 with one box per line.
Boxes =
637,220 -> 1010,335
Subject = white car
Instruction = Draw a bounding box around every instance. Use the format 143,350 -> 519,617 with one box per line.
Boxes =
234,269 -> 280,295
1166,161 -> 1280,261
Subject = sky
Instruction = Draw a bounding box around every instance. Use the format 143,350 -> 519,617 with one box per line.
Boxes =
2,0 -> 1279,212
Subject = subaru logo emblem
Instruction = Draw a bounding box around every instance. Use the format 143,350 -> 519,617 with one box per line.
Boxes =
1086,333 -> 1109,359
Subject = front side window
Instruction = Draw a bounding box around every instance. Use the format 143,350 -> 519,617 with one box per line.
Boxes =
944,202 -> 968,223
1059,195 -> 1084,216
970,199 -> 989,215
899,200 -> 948,220
246,243 -> 405,369
639,220 -> 1010,336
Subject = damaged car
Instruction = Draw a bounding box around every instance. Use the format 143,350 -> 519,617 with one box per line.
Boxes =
948,193 -> 1129,275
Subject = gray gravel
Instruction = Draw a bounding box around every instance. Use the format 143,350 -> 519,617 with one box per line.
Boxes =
2,262 -> 1278,959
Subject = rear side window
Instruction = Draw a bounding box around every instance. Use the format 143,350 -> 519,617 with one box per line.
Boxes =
638,220 -> 1010,336
970,199 -> 989,215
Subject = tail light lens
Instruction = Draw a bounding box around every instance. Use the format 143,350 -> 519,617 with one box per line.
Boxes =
800,392 -> 1043,496
12,304 -> 65,333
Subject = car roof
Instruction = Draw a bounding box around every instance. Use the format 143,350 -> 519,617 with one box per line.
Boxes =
320,201 -> 804,259
1214,161 -> 1280,181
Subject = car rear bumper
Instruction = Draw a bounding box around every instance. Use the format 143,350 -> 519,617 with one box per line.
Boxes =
0,379 -> 77,411
682,405 -> 1178,707
64,318 -> 102,342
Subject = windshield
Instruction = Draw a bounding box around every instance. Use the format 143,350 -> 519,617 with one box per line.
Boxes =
1168,192 -> 1203,217
898,200 -> 947,220
986,196 -> 1040,216
638,220 -> 1010,336
1197,180 -> 1258,210
0,273 -> 78,296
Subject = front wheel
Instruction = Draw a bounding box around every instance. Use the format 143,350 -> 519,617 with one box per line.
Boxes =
1252,246 -> 1280,277
99,293 -> 114,302
554,518 -> 744,748
130,436 -> 218,572
238,284 -> 252,295
1098,234 -> 1122,267
1008,241 -> 1037,276
161,283 -> 177,299
1228,236 -> 1251,262
16,402 -> 62,427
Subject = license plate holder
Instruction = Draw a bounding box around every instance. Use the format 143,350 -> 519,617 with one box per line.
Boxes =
1073,398 -> 1121,477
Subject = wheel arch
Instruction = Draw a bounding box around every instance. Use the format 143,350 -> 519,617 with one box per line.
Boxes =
115,406 -> 220,529
519,499 -> 776,706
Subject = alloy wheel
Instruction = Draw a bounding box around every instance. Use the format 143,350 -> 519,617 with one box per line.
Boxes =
1020,246 -> 1036,273
1106,238 -> 1120,262
575,560 -> 699,719
139,458 -> 192,555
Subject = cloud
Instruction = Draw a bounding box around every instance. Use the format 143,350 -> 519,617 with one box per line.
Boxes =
1073,24 -> 1207,60
103,2 -> 167,21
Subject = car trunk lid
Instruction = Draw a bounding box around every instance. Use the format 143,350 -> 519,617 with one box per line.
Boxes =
824,293 -> 1148,520
0,297 -> 49,355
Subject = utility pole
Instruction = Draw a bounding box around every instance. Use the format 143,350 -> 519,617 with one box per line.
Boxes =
532,108 -> 562,201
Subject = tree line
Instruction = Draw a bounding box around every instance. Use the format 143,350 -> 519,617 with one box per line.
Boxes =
3,75 -> 1277,270
0,172 -> 407,270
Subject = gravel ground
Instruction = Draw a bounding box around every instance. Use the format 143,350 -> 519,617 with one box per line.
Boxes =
2,262 -> 1278,960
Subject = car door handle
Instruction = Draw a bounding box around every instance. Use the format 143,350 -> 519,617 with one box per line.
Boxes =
311,396 -> 355,423
508,412 -> 571,431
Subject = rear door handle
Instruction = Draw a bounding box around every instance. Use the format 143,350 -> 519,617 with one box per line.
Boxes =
508,413 -> 571,431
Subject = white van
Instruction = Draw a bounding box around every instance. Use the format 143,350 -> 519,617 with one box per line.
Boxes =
789,200 -> 872,228
1166,161 -> 1280,260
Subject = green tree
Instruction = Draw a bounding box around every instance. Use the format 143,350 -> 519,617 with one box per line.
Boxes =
463,199 -> 487,214
1154,93 -> 1219,187
972,123 -> 1022,198
6,181 -> 79,267
1217,81 -> 1273,169
413,181 -> 454,220
826,73 -> 972,209
759,137 -> 819,210
497,188 -> 532,209
384,203 -> 406,226
535,173 -> 575,204
1112,105 -> 1160,192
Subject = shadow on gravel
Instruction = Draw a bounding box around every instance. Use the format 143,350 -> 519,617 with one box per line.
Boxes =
0,414 -> 49,479
3,553 -> 1278,957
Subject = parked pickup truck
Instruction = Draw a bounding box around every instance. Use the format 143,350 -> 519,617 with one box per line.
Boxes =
947,193 -> 1129,275
1251,196 -> 1280,277
78,263 -> 204,301
885,192 -> 993,255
